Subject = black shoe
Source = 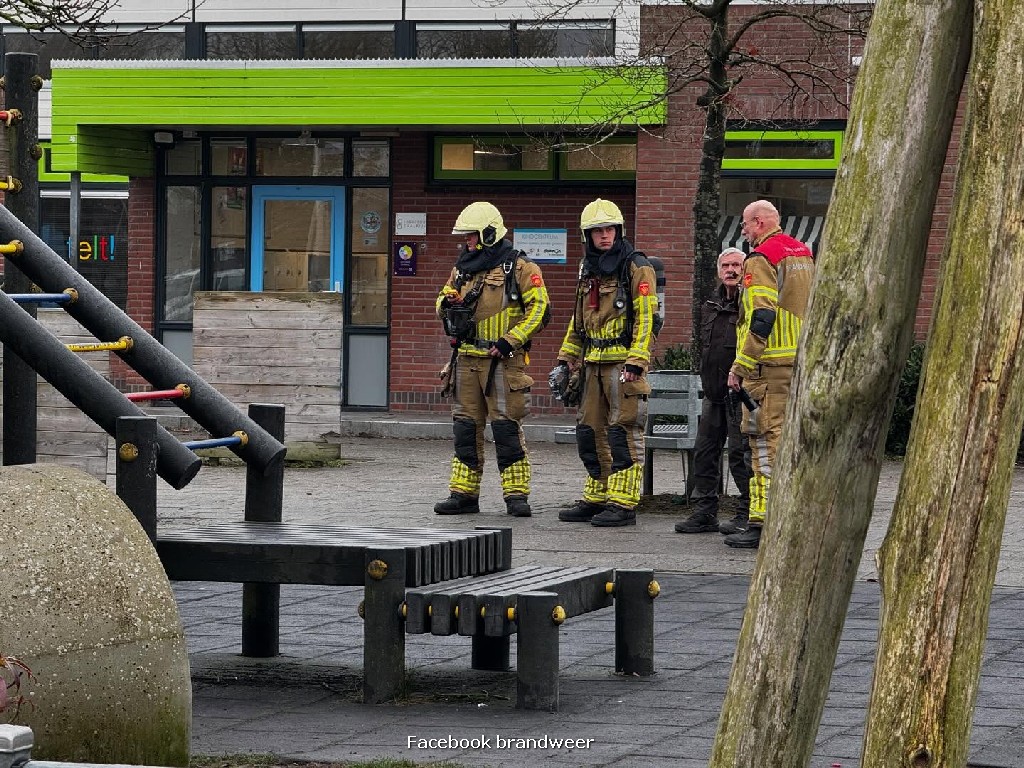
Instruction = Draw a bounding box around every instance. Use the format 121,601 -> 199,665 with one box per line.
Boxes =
505,495 -> 532,517
434,492 -> 480,515
558,500 -> 604,522
674,511 -> 719,534
718,511 -> 749,535
591,504 -> 636,527
724,525 -> 762,548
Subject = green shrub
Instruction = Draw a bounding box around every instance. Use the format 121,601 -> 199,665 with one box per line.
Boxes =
885,343 -> 924,457
653,344 -> 693,371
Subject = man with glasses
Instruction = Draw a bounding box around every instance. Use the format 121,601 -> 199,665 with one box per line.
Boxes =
674,247 -> 753,535
724,200 -> 815,548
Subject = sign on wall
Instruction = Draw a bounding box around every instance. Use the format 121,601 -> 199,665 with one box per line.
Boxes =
513,228 -> 568,264
393,241 -> 418,276
395,212 -> 427,236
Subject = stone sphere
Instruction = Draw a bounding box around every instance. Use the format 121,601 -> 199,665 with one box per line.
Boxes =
0,464 -> 191,765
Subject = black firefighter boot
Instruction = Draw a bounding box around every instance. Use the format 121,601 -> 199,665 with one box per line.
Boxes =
724,524 -> 762,549
674,496 -> 720,534
505,494 -> 532,517
434,492 -> 480,515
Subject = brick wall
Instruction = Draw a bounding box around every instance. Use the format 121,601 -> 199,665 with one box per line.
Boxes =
637,2 -> 955,347
110,176 -> 156,390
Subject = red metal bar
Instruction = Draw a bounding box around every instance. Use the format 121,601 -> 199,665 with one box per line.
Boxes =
126,388 -> 187,402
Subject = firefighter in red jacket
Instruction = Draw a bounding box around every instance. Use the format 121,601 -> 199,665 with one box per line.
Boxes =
725,199 -> 815,548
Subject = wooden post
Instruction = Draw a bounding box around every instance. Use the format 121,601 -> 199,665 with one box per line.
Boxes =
362,546 -> 406,704
242,403 -> 285,657
115,416 -> 159,543
515,591 -> 559,711
614,569 -> 655,676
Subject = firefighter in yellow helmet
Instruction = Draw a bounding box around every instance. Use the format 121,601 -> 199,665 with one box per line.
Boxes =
554,198 -> 659,527
434,201 -> 551,517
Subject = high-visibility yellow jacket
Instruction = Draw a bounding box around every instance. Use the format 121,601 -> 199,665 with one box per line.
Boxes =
558,254 -> 659,371
436,254 -> 550,358
731,229 -> 815,376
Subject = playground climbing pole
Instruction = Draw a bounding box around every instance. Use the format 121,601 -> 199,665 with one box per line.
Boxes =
2,52 -> 40,465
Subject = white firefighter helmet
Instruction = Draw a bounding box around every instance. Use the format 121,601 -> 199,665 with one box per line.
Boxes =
451,201 -> 507,246
580,198 -> 625,242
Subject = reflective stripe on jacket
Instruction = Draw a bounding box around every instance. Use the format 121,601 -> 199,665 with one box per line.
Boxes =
733,230 -> 814,374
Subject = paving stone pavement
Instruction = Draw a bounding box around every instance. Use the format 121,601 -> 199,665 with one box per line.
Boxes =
159,422 -> 1024,768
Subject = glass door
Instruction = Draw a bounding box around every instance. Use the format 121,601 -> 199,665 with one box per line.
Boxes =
250,186 -> 345,291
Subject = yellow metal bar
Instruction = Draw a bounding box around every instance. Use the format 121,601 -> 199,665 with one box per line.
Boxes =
0,177 -> 22,192
66,335 -> 134,353
0,240 -> 24,254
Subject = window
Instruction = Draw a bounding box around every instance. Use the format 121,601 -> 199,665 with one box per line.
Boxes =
211,186 -> 248,290
255,137 -> 345,177
205,25 -> 297,60
433,135 -> 635,183
349,187 -> 389,327
558,139 -> 636,180
723,131 -> 843,171
516,21 -> 614,57
39,191 -> 129,310
352,140 -> 390,177
721,178 -> 833,218
94,27 -> 185,60
303,24 -> 394,59
416,24 -> 511,59
165,140 -> 202,176
163,186 -> 201,322
2,31 -> 87,78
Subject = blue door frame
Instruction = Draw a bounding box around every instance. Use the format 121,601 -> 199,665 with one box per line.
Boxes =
250,186 -> 346,291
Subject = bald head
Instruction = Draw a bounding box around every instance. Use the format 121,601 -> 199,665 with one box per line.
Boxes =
741,199 -> 781,244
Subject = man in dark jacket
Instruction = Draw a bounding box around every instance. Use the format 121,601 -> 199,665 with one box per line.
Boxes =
674,247 -> 752,534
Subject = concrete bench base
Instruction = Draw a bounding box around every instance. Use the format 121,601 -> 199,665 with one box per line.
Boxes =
404,565 -> 658,711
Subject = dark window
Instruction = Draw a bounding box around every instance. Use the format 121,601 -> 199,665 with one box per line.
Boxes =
206,26 -> 297,60
39,193 -> 129,310
94,28 -> 186,60
725,140 -> 836,161
516,22 -> 614,57
720,178 -> 833,217
2,31 -> 91,78
303,25 -> 394,59
416,24 -> 511,58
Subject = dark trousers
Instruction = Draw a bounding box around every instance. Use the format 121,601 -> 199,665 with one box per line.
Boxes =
691,397 -> 751,513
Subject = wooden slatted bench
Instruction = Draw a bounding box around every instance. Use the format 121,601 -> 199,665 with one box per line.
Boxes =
403,565 -> 659,711
156,522 -> 512,703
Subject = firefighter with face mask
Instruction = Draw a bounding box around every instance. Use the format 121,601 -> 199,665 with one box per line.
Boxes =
555,199 -> 659,527
434,202 -> 551,518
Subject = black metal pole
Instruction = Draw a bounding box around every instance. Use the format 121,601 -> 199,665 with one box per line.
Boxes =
242,403 -> 285,657
0,289 -> 201,488
0,205 -> 286,472
2,52 -> 41,465
116,415 -> 159,542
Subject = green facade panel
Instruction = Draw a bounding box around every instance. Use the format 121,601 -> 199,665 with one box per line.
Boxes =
49,63 -> 667,174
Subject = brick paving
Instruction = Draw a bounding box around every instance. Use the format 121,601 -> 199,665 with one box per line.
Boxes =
160,425 -> 1024,768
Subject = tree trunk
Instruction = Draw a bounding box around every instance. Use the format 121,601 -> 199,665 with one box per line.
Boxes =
690,11 -> 729,369
862,3 -> 1024,765
710,1 -> 972,766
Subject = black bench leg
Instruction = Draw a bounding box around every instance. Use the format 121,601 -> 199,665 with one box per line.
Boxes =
363,546 -> 407,704
642,448 -> 654,496
516,591 -> 559,711
471,635 -> 510,671
614,569 -> 655,676
116,416 -> 159,543
242,403 -> 285,657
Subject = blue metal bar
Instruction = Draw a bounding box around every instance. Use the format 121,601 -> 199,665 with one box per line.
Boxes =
7,293 -> 72,304
183,436 -> 243,451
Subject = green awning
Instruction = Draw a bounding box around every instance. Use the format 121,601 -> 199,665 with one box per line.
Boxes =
49,58 -> 667,176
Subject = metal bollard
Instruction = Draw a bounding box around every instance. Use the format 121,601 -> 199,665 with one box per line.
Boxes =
0,725 -> 34,768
